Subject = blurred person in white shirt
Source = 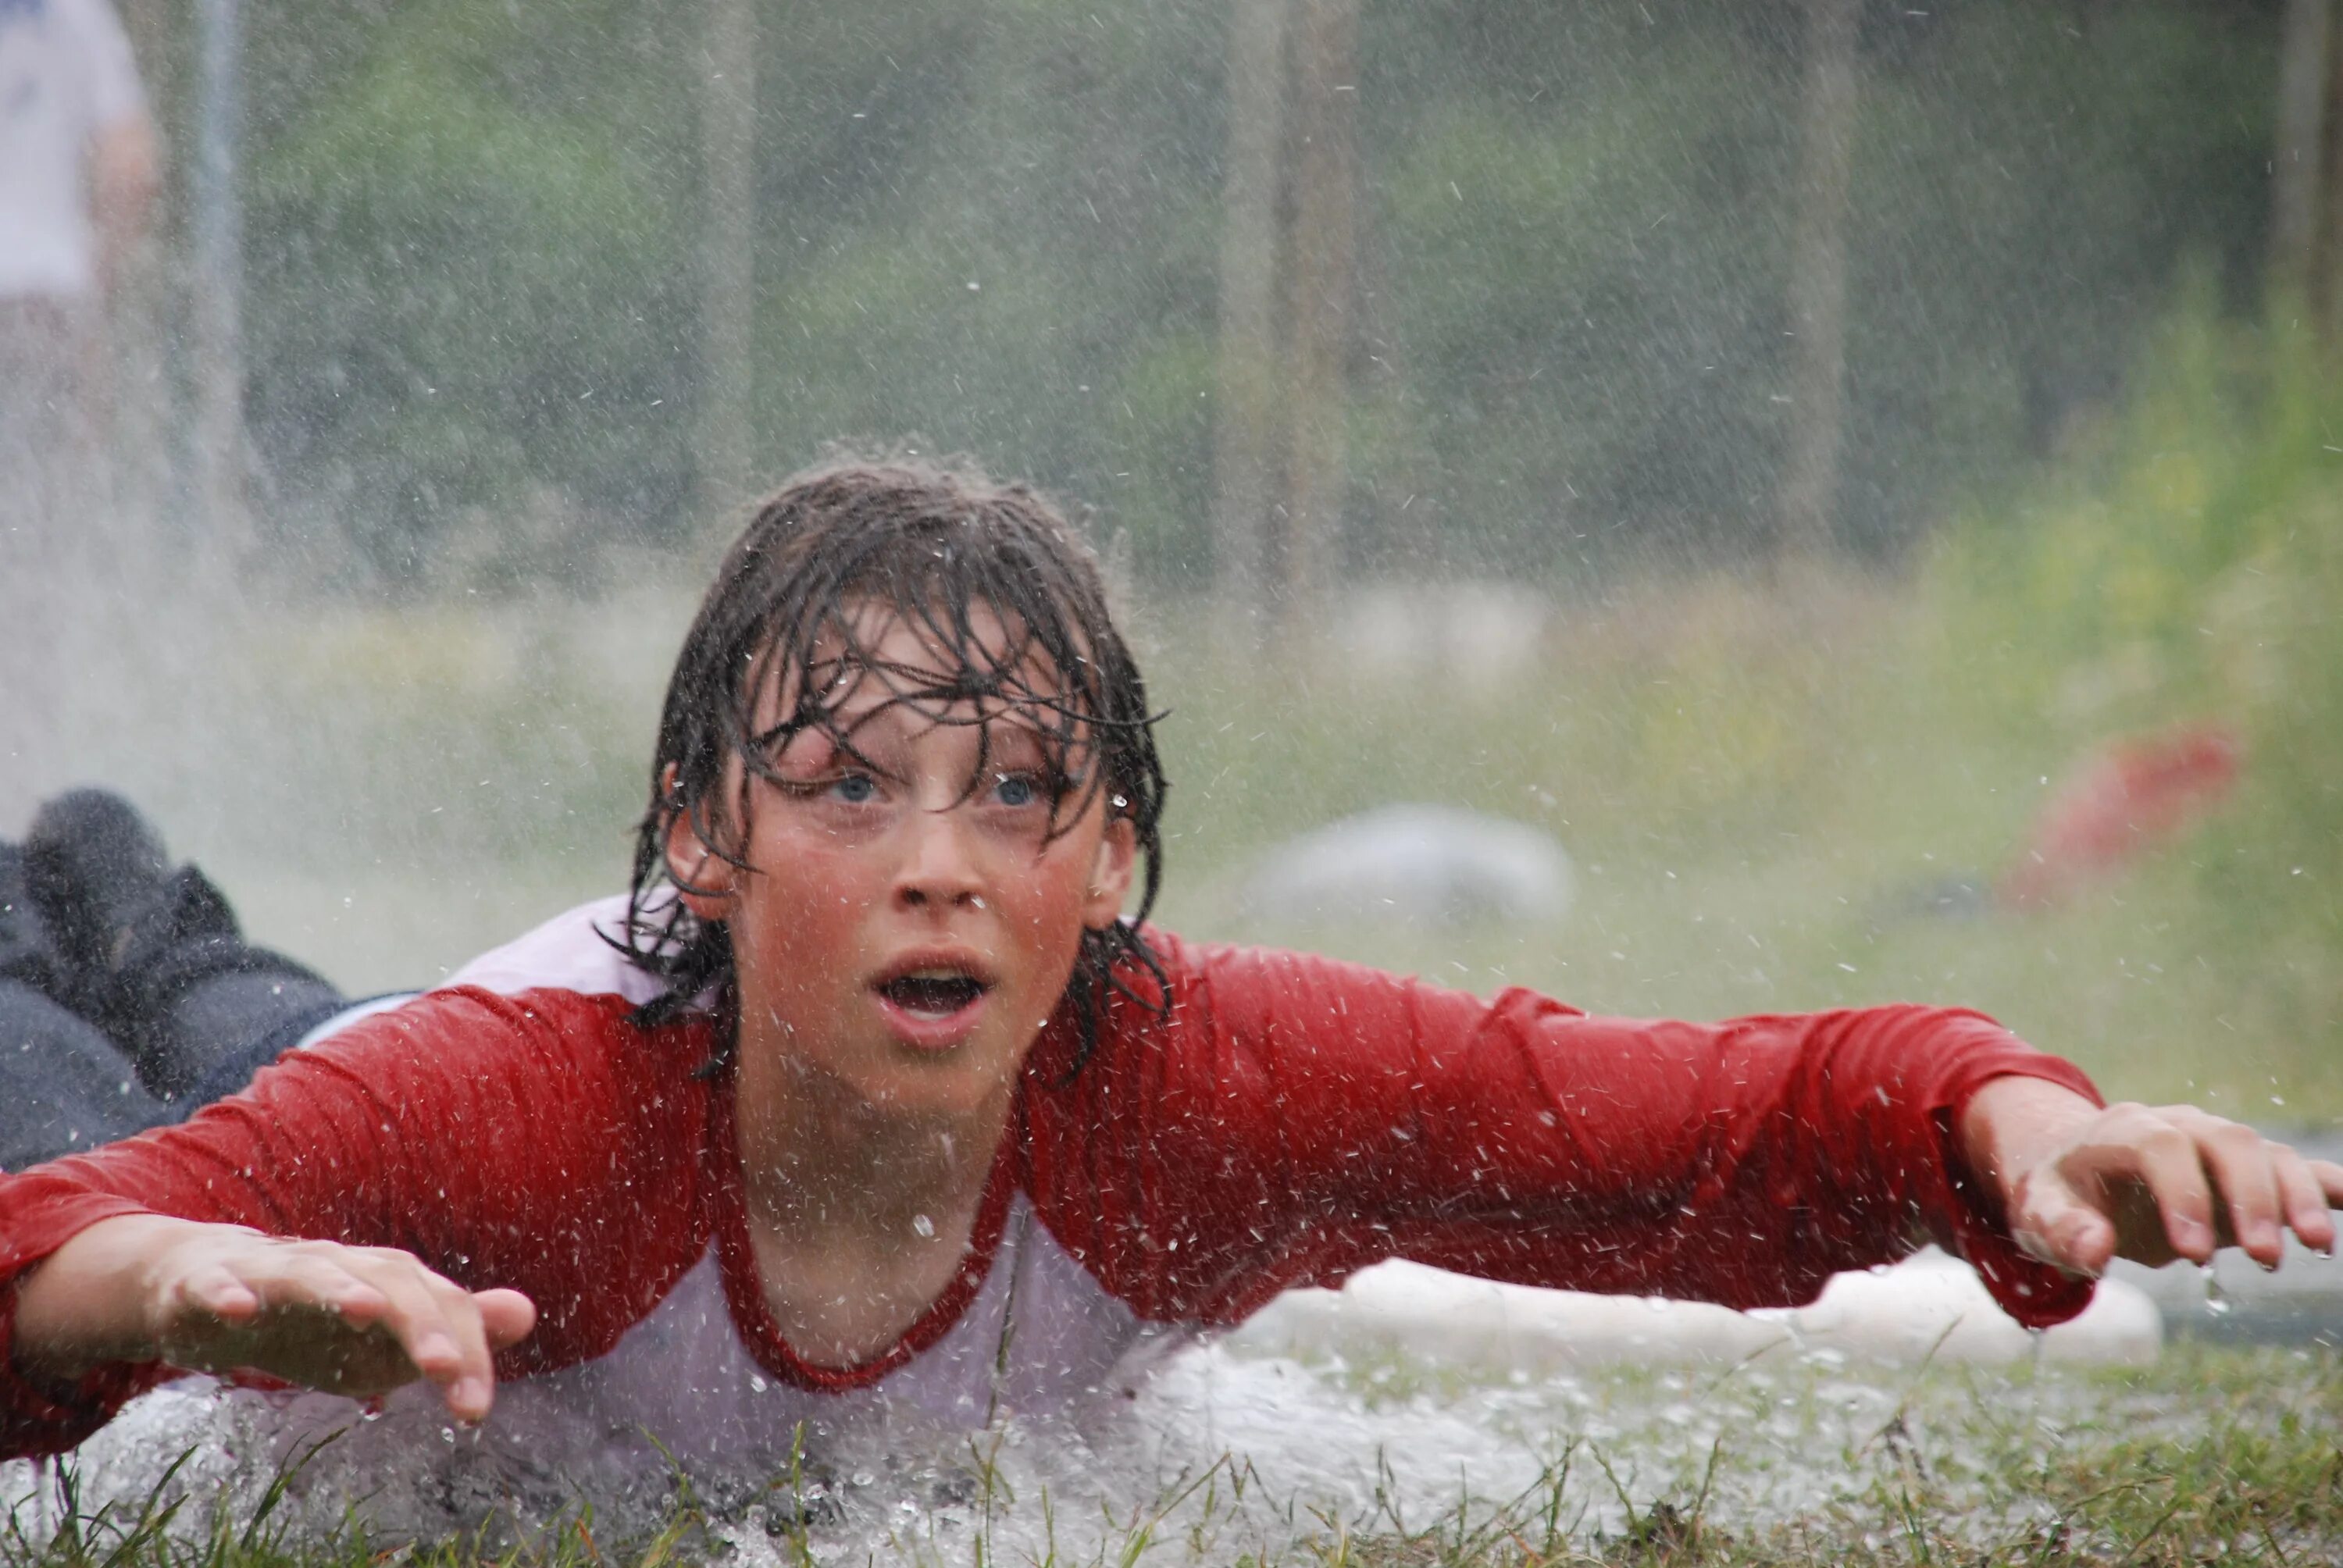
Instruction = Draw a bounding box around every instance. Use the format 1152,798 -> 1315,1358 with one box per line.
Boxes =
0,0 -> 157,534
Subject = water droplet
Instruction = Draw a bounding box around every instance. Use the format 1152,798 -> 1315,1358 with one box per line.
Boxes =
912,1213 -> 936,1238
2202,1265 -> 2231,1317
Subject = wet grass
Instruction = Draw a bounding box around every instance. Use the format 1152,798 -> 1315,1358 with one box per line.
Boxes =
1369,1343 -> 2343,1567
9,1345 -> 2340,1568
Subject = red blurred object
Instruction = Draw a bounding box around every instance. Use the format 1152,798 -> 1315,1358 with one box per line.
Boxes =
1998,722 -> 2242,910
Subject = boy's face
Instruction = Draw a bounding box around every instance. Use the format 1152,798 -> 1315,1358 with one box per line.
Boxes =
669,599 -> 1135,1123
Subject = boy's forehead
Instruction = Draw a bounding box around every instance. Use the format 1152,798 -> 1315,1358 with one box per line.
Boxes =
759,598 -> 1079,720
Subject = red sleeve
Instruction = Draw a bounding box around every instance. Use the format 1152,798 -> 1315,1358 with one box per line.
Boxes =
0,988 -> 719,1460
1022,933 -> 2102,1331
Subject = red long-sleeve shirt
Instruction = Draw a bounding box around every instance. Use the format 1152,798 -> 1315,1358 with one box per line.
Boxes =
0,907 -> 2100,1461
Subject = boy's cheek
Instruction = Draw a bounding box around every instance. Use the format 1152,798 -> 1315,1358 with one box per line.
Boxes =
740,838 -> 869,922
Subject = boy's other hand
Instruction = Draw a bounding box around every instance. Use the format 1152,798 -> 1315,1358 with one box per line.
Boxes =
13,1214 -> 536,1423
1959,1075 -> 2343,1278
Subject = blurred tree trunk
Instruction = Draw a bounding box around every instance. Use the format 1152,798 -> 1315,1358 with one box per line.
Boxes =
189,0 -> 251,556
2318,9 -> 2343,341
1775,0 -> 1861,563
1208,0 -> 1289,632
97,0 -> 173,541
1207,0 -> 1361,643
1284,0 -> 1359,642
698,0 -> 758,519
2271,0 -> 2331,304
1275,0 -> 1359,639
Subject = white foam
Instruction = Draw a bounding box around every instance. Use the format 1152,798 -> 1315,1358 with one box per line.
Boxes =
1228,1251 -> 2159,1372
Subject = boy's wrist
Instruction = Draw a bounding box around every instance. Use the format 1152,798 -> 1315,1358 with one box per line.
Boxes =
1953,1073 -> 2103,1224
12,1213 -> 180,1381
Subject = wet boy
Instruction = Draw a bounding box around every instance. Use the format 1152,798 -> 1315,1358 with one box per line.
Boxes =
2,458 -> 2338,1463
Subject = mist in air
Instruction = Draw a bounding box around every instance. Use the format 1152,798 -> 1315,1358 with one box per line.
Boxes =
5,0 -> 2343,1551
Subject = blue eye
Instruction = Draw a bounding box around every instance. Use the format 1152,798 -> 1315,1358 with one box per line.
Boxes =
829,773 -> 878,804
992,774 -> 1039,808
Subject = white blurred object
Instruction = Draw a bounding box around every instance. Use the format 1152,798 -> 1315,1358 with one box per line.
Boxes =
1334,581 -> 1551,689
1242,804 -> 1573,927
0,0 -> 150,299
1229,1249 -> 2162,1370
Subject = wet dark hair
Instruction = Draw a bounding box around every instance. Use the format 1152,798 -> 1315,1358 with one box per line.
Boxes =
622,454 -> 1168,1074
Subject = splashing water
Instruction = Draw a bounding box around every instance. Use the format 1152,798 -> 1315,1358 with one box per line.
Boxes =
0,1336 -> 2293,1564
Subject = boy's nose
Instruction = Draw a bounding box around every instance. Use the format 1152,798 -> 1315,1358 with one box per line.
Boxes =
893,804 -> 986,910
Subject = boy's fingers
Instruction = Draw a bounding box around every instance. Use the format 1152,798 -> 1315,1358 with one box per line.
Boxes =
2310,1158 -> 2343,1208
475,1288 -> 537,1351
173,1264 -> 260,1324
187,1255 -> 378,1343
397,1286 -> 533,1421
2060,1107 -> 2216,1263
2011,1174 -> 2116,1277
341,1262 -> 485,1387
2273,1147 -> 2337,1256
222,1243 -> 484,1395
139,1230 -> 520,1420
237,1246 -> 388,1320
2188,1117 -> 2284,1267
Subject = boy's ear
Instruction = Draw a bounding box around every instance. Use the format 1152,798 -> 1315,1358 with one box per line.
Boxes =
662,772 -> 736,920
1082,815 -> 1138,931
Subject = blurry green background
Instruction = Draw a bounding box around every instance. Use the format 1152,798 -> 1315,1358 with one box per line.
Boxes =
23,0 -> 2343,1118
154,0 -> 2276,581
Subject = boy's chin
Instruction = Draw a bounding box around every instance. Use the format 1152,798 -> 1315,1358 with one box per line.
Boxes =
846,1049 -> 1022,1119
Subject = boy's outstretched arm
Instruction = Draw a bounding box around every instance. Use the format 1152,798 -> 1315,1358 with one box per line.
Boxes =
1045,936 -> 2343,1328
12,1213 -> 537,1423
1,987 -> 718,1459
1958,1076 -> 2343,1277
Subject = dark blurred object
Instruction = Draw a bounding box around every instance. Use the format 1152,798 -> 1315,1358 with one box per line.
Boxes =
0,786 -> 351,1168
1998,721 -> 2242,911
23,784 -> 170,982
0,843 -> 69,1003
23,787 -> 341,1100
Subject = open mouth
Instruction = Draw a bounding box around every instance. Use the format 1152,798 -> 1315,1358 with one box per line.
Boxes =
876,969 -> 991,1018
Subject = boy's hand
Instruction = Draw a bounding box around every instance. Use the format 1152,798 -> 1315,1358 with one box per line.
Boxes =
1958,1075 -> 2343,1278
12,1214 -> 535,1422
